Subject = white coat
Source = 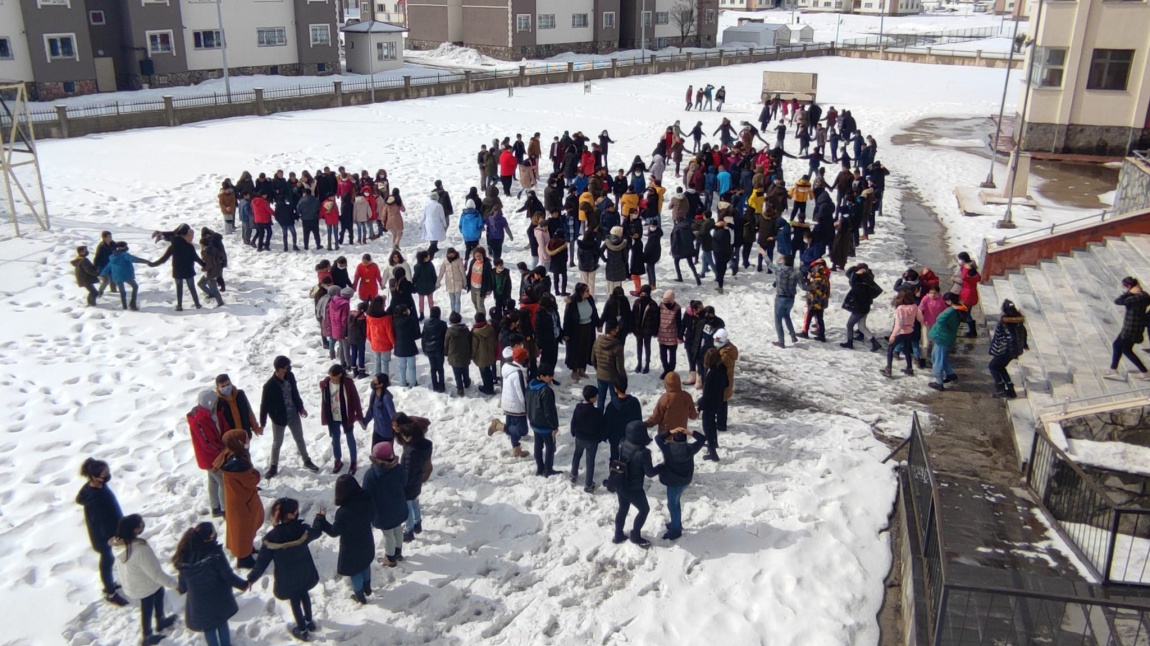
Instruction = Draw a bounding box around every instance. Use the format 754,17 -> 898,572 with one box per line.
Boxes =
500,361 -> 527,415
436,256 -> 466,293
112,538 -> 176,599
420,200 -> 447,242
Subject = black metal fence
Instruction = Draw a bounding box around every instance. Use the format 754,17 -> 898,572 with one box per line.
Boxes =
905,415 -> 1150,645
840,26 -> 999,50
1028,430 -> 1150,586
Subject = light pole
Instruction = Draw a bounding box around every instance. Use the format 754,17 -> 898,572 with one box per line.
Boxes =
834,16 -> 842,47
1001,0 -> 1045,229
369,21 -> 376,104
981,16 -> 1021,189
878,1 -> 886,54
214,0 -> 231,102
640,0 -> 647,53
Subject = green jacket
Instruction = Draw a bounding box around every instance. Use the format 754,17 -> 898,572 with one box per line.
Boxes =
929,306 -> 962,347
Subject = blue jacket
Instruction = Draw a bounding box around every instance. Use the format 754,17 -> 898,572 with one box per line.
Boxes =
100,250 -> 147,283
485,211 -> 510,241
362,458 -> 409,530
459,208 -> 484,243
703,169 -> 717,193
775,216 -> 793,257
717,170 -> 731,195
574,176 -> 590,195
367,389 -> 396,443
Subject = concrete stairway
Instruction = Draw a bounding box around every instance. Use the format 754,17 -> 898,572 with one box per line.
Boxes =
979,234 -> 1150,469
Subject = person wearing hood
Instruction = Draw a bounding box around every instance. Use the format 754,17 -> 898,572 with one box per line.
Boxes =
656,427 -> 707,540
840,264 -> 884,352
715,328 -> 738,432
526,364 -> 561,477
76,457 -> 129,606
698,348 -> 728,461
320,364 -> 364,475
112,514 -> 178,645
459,199 -> 485,260
612,421 -> 659,548
988,300 -> 1029,398
247,498 -> 323,642
214,429 -> 264,571
329,286 -> 353,365
173,522 -> 248,646
188,390 -> 227,517
215,373 -> 261,439
362,441 -> 410,566
314,475 -> 376,604
148,224 -> 204,311
602,226 -> 630,294
646,371 -> 698,435
421,191 -> 448,256
100,241 -> 151,310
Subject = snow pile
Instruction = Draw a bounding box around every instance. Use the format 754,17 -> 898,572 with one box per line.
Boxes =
1068,439 -> 1150,478
0,55 -> 1095,644
405,43 -> 520,70
718,8 -> 1024,44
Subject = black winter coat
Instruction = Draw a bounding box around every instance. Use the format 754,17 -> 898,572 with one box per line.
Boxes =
535,306 -> 561,352
619,421 -> 657,490
711,226 -> 733,261
76,484 -> 122,552
671,220 -> 695,259
363,459 -> 409,530
699,365 -> 729,411
392,313 -> 421,358
570,401 -> 604,442
177,544 -> 246,631
628,240 -> 646,276
247,519 -> 322,600
644,228 -> 663,264
632,296 -> 659,338
656,431 -> 707,487
603,236 -> 630,282
259,372 -> 305,427
400,438 -> 433,500
562,297 -> 600,339
576,237 -> 601,272
604,395 -> 642,444
314,490 -> 375,576
421,317 -> 447,360
152,236 -> 203,280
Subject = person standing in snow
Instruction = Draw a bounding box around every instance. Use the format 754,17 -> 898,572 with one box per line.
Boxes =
684,85 -> 694,111
698,348 -> 728,462
198,227 -> 226,308
394,414 -> 433,542
72,245 -> 101,307
111,515 -> 178,645
655,427 -> 707,541
715,329 -> 738,433
215,373 -> 262,439
93,231 -> 118,297
149,224 -> 204,311
569,385 -> 604,493
715,86 -> 726,112
363,441 -> 409,568
313,475 -> 376,604
172,522 -> 249,646
420,191 -> 448,257
259,356 -> 319,479
246,498 -> 324,642
76,458 -> 128,606
988,300 -> 1028,399
320,364 -> 364,475
187,390 -> 227,518
611,421 -> 658,548
928,294 -> 964,391
526,364 -> 561,477
100,241 -> 151,311
772,254 -> 801,349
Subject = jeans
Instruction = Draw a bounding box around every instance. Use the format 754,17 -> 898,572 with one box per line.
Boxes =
504,415 -> 528,447
206,469 -> 224,512
198,275 -> 222,303
367,349 -> 391,377
356,222 -> 368,243
571,438 -> 598,488
428,356 -> 445,392
405,499 -> 422,532
774,296 -> 796,344
533,430 -> 555,474
846,312 -> 871,342
700,251 -> 716,278
175,277 -> 200,309
614,487 -> 650,538
280,223 -> 298,249
1111,336 -> 1148,372
327,421 -> 357,464
288,593 -> 312,629
380,525 -> 404,557
887,333 -> 915,370
270,413 -> 312,467
396,355 -> 417,387
666,485 -> 686,532
302,220 -> 321,249
452,365 -> 471,390
674,256 -> 701,284
448,292 -> 462,315
326,224 -> 340,248
203,623 -> 232,646
931,343 -> 955,385
117,279 -> 139,309
349,568 -> 371,594
140,588 -> 166,636
596,379 -> 619,411
255,223 -> 273,249
348,342 -> 365,371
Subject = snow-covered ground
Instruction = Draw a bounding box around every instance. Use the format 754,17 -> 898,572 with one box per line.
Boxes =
718,7 -> 1023,44
2,55 -> 1092,645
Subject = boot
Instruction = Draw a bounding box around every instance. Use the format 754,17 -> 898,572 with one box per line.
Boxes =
611,532 -> 627,544
156,616 -> 177,632
629,533 -> 652,548
839,340 -> 854,349
403,530 -> 415,542
290,625 -> 310,642
880,367 -> 893,378
684,372 -> 697,386
512,446 -> 529,458
870,338 -> 882,353
918,357 -> 928,370
264,465 -> 278,479
1005,384 -> 1018,399
487,419 -> 504,436
141,635 -> 165,646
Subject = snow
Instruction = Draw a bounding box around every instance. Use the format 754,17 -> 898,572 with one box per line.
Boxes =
1,54 -> 1087,644
718,8 -> 1024,44
1068,439 -> 1150,478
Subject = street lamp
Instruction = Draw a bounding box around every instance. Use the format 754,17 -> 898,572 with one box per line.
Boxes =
214,0 -> 232,102
369,21 -> 376,103
640,0 -> 647,53
1001,0 -> 1045,228
878,0 -> 886,54
981,16 -> 1021,189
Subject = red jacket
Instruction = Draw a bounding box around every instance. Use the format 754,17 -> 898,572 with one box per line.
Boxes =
321,198 -> 339,225
686,86 -> 693,102
188,406 -> 227,470
354,262 -> 383,300
366,313 -> 395,353
336,176 -> 355,197
251,196 -> 273,225
319,376 -> 363,428
580,151 -> 596,177
499,150 -> 517,177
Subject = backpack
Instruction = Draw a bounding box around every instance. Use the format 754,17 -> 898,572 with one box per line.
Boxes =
607,458 -> 627,490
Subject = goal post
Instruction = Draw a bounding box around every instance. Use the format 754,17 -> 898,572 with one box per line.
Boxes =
0,82 -> 51,238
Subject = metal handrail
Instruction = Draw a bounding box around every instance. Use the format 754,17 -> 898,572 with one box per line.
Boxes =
1038,387 -> 1150,418
988,209 -> 1117,248
945,581 -> 1150,610
1135,150 -> 1149,164
1029,427 -> 1121,512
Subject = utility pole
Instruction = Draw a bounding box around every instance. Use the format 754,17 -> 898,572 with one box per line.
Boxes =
878,0 -> 886,53
369,21 -> 376,103
640,0 -> 648,52
214,0 -> 232,102
1001,0 -> 1045,229
981,16 -> 1020,189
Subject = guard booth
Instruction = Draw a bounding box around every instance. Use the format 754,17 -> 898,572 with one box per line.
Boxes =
760,71 -> 817,103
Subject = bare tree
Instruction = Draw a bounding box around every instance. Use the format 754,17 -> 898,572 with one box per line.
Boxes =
671,1 -> 697,52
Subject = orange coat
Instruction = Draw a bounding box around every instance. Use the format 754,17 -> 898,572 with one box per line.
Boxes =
222,464 -> 263,559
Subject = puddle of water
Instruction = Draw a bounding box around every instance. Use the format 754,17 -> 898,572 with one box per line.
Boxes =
899,184 -> 951,273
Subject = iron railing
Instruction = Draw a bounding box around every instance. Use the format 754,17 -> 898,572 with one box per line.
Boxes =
905,414 -> 1150,645
839,26 -> 998,50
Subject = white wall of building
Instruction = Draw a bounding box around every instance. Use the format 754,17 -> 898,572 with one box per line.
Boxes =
534,0 -> 595,45
179,0 -> 300,71
344,31 -> 403,73
0,0 -> 35,84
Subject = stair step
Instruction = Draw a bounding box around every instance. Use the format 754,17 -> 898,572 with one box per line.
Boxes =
1025,264 -> 1106,399
1049,256 -> 1130,395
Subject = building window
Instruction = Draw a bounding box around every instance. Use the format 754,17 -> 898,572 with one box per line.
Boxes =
193,29 -> 222,49
147,30 -> 175,55
257,27 -> 287,47
309,24 -> 330,46
89,10 -> 105,24
642,10 -> 652,27
317,62 -> 327,72
1087,49 -> 1134,91
655,11 -> 669,24
44,34 -> 77,61
376,40 -> 397,60
705,8 -> 716,22
63,81 -> 76,93
37,0 -> 70,6
1031,47 -> 1066,87
572,13 -> 588,28
602,11 -> 615,28
538,14 -> 555,29
0,38 -> 11,60
655,37 -> 668,48
516,14 -> 531,32
377,3 -> 384,11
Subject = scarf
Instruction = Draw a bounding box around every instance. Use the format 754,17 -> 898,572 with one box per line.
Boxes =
212,429 -> 250,471
217,389 -> 244,432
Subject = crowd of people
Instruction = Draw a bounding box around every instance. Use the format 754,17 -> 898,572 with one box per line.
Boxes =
71,97 -> 1054,644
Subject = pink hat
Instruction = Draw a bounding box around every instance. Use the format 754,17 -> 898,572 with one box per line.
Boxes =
371,441 -> 394,461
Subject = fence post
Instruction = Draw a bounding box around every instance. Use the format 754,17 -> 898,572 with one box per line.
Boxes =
403,75 -> 411,99
748,46 -> 755,63
686,52 -> 693,70
54,105 -> 69,138
649,54 -> 656,74
253,89 -> 266,117
163,95 -> 177,126
718,49 -> 724,66
332,80 -> 343,107
464,70 -> 473,93
566,62 -> 574,83
976,50 -> 983,64
611,58 -> 619,79
520,65 -> 528,88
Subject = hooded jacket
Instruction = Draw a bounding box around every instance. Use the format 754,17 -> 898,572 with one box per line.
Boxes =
603,234 -> 630,282
113,537 -> 176,600
471,322 -> 497,368
366,311 -> 396,354
101,249 -> 148,283
392,311 -> 421,358
75,483 -> 122,552
570,401 -> 605,442
989,315 -> 1028,358
247,519 -> 322,600
645,373 -> 698,433
188,390 -> 226,470
604,394 -> 642,444
220,453 -> 263,560
618,421 -> 658,490
176,544 -> 247,631
400,437 -> 434,500
592,333 -> 627,383
328,288 -> 352,340
526,377 -> 559,432
314,489 -> 376,576
362,457 -> 409,530
656,430 -> 707,487
152,236 -> 203,280
459,207 -> 484,243
354,262 -> 383,301
930,305 -> 966,347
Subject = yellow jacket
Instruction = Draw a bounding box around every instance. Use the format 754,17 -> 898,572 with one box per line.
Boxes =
789,180 -> 813,203
620,193 -> 640,216
746,190 -> 765,215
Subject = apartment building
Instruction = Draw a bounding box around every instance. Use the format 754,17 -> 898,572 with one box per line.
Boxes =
0,0 -> 339,101
798,0 -> 922,15
341,0 -> 406,25
618,0 -> 720,50
1017,0 -> 1150,156
717,0 -> 769,9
